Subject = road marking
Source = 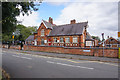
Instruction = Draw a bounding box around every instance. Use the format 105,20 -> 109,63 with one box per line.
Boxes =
21,56 -> 32,60
0,53 -> 3,54
12,55 -> 20,58
2,51 -> 6,53
12,55 -> 32,60
47,61 -> 55,64
98,62 -> 118,66
12,52 -> 118,67
27,66 -> 32,69
47,61 -> 94,70
54,58 -> 94,63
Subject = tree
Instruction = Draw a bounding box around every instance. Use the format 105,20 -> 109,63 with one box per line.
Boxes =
92,36 -> 101,41
2,2 -> 41,41
15,24 -> 37,41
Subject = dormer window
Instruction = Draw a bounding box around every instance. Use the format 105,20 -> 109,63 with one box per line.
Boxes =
41,29 -> 44,36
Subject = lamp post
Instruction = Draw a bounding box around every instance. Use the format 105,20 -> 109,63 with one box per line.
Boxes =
102,33 -> 104,57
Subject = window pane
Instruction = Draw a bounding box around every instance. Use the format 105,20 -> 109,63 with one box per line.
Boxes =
73,37 -> 78,43
54,38 -> 57,43
60,38 -> 63,42
41,29 -> 44,36
65,37 -> 70,43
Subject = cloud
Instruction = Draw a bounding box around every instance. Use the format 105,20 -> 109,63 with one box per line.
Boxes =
16,11 -> 40,27
54,2 -> 118,40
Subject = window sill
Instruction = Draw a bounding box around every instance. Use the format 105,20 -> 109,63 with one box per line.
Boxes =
73,42 -> 78,43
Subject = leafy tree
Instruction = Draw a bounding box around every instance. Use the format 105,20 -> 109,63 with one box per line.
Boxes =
2,2 -> 41,41
92,36 -> 101,41
15,24 -> 37,41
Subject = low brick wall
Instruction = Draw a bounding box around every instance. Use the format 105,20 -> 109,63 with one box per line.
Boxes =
10,45 -> 21,50
2,44 -> 8,49
23,45 -> 118,58
2,44 -> 21,50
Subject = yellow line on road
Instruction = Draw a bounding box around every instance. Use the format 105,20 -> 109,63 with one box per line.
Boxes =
99,62 -> 118,66
14,52 -> 118,66
54,58 -> 91,63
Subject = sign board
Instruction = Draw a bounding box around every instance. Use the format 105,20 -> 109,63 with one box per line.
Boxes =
12,35 -> 14,39
83,50 -> 91,52
44,40 -> 47,43
57,40 -> 59,43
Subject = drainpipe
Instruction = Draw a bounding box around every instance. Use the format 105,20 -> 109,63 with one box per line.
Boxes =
79,35 -> 81,47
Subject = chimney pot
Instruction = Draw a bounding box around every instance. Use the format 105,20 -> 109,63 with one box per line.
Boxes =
49,17 -> 53,24
70,19 -> 76,24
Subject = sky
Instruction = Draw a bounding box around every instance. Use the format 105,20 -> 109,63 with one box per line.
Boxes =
16,0 -> 119,40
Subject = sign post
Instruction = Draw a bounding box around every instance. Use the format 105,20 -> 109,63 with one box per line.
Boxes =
12,32 -> 15,45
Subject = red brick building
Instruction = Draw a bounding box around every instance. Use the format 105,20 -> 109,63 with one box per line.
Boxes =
25,17 -> 97,47
100,37 -> 120,48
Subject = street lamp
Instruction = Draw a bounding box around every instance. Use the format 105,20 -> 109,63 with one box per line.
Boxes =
102,33 -> 104,57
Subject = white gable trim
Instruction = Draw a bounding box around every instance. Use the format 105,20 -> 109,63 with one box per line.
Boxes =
41,19 -> 48,28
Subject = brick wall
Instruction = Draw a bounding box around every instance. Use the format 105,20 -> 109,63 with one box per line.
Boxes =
10,45 -> 21,50
23,45 -> 118,58
2,44 -> 21,50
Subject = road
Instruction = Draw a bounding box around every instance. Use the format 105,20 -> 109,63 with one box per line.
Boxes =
2,49 -> 118,78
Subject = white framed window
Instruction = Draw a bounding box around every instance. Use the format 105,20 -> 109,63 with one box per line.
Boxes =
54,38 -> 57,43
41,29 -> 44,36
73,37 -> 78,43
65,37 -> 70,43
60,37 -> 64,43
86,41 -> 93,46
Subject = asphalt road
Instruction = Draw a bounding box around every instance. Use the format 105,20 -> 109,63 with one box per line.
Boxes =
2,49 -> 118,78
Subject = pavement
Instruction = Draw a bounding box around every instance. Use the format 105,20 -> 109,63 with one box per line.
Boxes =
1,48 -> 119,78
5,48 -> 119,63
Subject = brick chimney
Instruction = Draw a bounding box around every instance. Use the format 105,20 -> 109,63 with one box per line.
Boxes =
49,17 -> 53,24
70,19 -> 76,24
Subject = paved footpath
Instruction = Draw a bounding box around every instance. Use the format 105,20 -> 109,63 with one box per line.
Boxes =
3,48 -> 119,63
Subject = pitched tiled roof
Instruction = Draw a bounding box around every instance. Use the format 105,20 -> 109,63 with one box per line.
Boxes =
48,22 -> 88,36
25,35 -> 34,41
42,20 -> 55,29
86,32 -> 93,39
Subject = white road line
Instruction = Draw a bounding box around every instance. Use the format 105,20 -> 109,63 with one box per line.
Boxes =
0,53 -> 3,54
2,51 -> 6,53
12,55 -> 20,58
21,57 -> 32,60
47,61 -> 55,64
47,61 -> 94,70
12,55 -> 32,60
